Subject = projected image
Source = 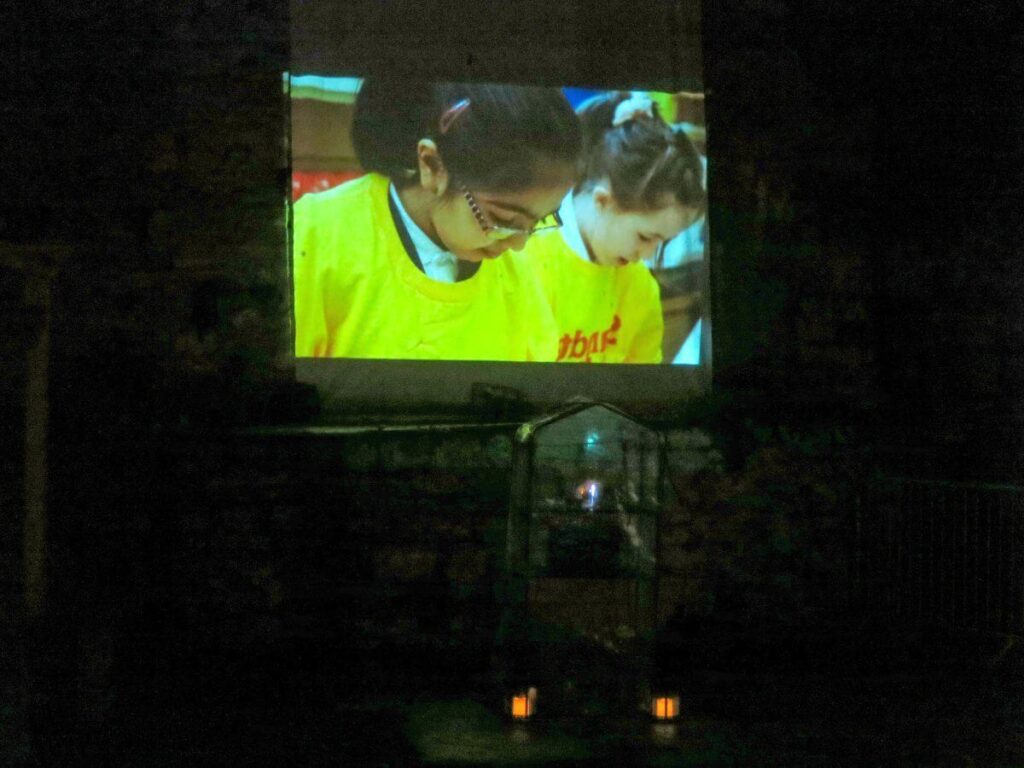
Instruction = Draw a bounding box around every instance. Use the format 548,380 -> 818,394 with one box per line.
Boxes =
291,77 -> 708,364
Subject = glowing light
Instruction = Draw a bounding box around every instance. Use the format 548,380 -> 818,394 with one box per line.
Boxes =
511,696 -> 529,718
651,695 -> 680,720
576,479 -> 601,509
509,688 -> 536,720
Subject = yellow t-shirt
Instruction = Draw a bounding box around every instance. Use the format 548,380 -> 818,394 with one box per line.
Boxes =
525,227 -> 664,364
292,173 -> 558,361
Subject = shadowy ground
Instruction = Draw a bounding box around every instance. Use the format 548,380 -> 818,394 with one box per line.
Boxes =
15,628 -> 1024,766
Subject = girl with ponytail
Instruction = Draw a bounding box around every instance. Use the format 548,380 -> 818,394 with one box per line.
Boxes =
292,77 -> 580,360
523,91 -> 706,363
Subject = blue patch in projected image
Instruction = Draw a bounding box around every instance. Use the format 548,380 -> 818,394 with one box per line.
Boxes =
674,318 -> 701,365
561,87 -> 603,109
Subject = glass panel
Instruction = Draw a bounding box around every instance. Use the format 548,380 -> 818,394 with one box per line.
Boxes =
529,406 -> 659,579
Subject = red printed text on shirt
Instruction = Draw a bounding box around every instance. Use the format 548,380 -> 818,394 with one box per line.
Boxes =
557,314 -> 621,362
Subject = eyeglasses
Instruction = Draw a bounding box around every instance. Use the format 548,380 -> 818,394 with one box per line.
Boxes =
459,183 -> 562,241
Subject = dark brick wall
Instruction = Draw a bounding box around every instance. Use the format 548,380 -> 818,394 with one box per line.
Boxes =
0,265 -> 32,766
4,0 -> 1018,469
3,0 -> 1023,761
703,1 -> 1024,480
0,267 -> 30,610
173,430 -> 512,669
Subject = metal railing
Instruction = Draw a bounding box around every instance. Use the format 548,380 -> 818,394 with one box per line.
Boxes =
853,477 -> 1024,637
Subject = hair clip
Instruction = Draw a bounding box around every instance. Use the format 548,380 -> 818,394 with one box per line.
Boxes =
439,99 -> 471,134
612,96 -> 655,127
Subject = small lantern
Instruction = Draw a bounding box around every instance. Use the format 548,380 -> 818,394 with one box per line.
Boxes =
508,687 -> 537,720
651,694 -> 680,720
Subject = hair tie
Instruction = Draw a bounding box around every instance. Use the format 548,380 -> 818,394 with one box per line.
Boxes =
612,96 -> 654,127
439,99 -> 471,134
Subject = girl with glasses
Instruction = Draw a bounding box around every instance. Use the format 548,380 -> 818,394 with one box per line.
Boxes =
292,77 -> 580,360
523,92 -> 706,364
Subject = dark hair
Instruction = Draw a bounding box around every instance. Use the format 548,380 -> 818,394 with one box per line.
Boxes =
351,78 -> 581,193
576,91 -> 704,213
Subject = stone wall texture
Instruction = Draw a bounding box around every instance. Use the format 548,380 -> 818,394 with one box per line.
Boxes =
3,0 -> 1023,763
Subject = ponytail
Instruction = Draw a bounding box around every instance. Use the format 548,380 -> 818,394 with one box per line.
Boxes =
576,91 -> 704,213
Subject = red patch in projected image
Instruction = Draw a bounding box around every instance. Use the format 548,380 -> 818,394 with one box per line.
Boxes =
557,314 -> 621,362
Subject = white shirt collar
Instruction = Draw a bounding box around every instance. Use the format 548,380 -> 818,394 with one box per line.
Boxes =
558,191 -> 592,264
389,183 -> 458,283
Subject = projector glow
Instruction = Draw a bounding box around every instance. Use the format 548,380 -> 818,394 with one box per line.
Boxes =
289,77 -> 709,366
